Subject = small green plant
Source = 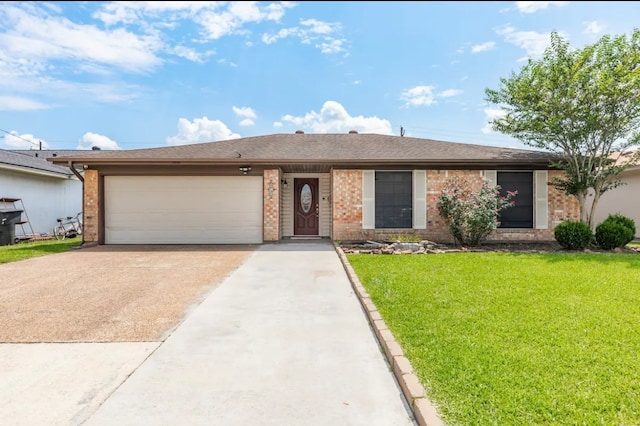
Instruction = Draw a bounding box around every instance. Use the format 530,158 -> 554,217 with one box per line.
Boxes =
437,177 -> 517,247
393,233 -> 422,243
595,214 -> 636,250
554,220 -> 593,250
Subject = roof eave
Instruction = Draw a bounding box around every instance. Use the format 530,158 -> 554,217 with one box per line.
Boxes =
0,162 -> 75,179
49,157 -> 557,168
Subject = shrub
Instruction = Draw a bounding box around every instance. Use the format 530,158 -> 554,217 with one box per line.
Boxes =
607,214 -> 635,242
554,220 -> 593,250
595,214 -> 635,249
437,177 -> 517,247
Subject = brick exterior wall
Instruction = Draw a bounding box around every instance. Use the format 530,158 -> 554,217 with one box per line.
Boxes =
331,168 -> 580,243
546,169 -> 581,228
332,169 -> 364,241
83,169 -> 99,243
263,169 -> 280,241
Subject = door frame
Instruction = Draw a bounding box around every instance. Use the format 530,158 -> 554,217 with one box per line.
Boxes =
293,177 -> 320,236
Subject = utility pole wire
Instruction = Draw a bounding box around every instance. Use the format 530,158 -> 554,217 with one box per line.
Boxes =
0,127 -> 41,148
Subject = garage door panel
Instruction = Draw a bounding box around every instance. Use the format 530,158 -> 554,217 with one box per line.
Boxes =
105,176 -> 263,244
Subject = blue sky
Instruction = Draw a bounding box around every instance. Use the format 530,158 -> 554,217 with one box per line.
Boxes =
0,1 -> 638,151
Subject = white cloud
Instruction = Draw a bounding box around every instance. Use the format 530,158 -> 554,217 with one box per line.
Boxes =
273,121 -> 283,128
0,4 -> 164,75
232,106 -> 257,119
496,25 -> 564,60
216,58 -> 238,67
481,108 -> 507,134
1,131 -> 48,149
196,2 -> 290,40
166,117 -> 240,145
583,21 -> 606,35
281,101 -> 392,134
77,132 -> 121,150
94,1 -> 294,40
0,1 -> 296,108
239,118 -> 254,127
171,45 -> 215,63
317,39 -> 347,54
353,80 -> 361,85
439,89 -> 464,98
0,95 -> 49,111
261,18 -> 348,54
515,1 -> 568,13
471,41 -> 496,53
401,86 -> 436,107
400,86 -> 464,107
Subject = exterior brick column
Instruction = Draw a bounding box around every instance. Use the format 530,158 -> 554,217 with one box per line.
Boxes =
263,169 -> 280,241
83,169 -> 99,243
331,169 -> 364,241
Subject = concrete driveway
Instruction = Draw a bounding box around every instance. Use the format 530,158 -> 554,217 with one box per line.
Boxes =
0,245 -> 254,342
0,241 -> 416,425
0,245 -> 255,425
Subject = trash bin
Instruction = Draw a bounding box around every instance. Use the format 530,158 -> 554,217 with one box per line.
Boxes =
0,209 -> 24,246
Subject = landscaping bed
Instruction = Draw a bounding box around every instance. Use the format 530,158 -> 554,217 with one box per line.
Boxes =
340,239 -> 640,254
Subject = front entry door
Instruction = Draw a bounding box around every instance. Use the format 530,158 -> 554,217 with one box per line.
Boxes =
294,178 -> 319,235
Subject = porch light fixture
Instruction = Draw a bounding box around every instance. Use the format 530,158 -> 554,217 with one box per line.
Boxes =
239,166 -> 251,175
281,179 -> 288,189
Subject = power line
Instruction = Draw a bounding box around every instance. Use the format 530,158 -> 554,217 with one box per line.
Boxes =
0,127 -> 41,148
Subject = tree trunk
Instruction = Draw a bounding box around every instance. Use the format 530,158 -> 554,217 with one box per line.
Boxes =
588,192 -> 602,230
577,193 -> 588,225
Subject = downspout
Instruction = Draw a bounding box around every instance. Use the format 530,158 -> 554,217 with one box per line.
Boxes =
69,161 -> 86,245
68,161 -> 84,182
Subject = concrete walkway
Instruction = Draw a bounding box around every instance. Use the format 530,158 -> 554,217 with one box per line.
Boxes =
84,241 -> 416,426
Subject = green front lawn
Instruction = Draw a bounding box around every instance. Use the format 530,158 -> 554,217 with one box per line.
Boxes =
0,237 -> 82,264
347,252 -> 640,426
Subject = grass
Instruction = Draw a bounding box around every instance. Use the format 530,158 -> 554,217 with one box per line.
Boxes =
0,237 -> 82,264
347,252 -> 640,426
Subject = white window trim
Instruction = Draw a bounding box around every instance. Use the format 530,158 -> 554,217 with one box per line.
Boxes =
486,170 -> 548,230
362,170 -> 427,230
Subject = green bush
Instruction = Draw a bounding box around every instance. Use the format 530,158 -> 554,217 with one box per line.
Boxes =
607,214 -> 635,241
554,220 -> 593,250
437,177 -> 517,247
595,214 -> 636,249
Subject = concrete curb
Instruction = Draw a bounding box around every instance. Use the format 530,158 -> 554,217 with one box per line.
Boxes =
334,243 -> 445,426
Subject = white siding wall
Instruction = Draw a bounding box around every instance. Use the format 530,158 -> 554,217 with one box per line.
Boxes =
281,173 -> 331,237
590,167 -> 640,237
0,170 -> 82,235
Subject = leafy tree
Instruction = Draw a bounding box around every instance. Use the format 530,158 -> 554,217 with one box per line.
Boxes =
485,29 -> 640,227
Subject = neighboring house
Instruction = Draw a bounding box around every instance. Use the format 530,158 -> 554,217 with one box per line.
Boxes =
590,150 -> 640,237
0,150 -> 83,236
48,131 -> 579,245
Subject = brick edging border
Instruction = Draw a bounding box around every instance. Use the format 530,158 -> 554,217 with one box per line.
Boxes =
334,243 -> 445,426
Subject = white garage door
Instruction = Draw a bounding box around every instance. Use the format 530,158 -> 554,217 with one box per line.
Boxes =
105,176 -> 263,244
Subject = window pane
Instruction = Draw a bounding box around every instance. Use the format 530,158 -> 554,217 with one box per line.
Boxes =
375,172 -> 412,229
497,172 -> 534,228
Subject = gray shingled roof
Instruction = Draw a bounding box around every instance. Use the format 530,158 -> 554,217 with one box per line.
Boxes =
47,133 -> 560,167
12,149 -> 104,160
0,150 -> 75,176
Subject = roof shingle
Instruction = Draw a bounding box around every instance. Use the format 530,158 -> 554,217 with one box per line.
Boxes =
0,150 -> 75,176
47,133 -> 560,167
